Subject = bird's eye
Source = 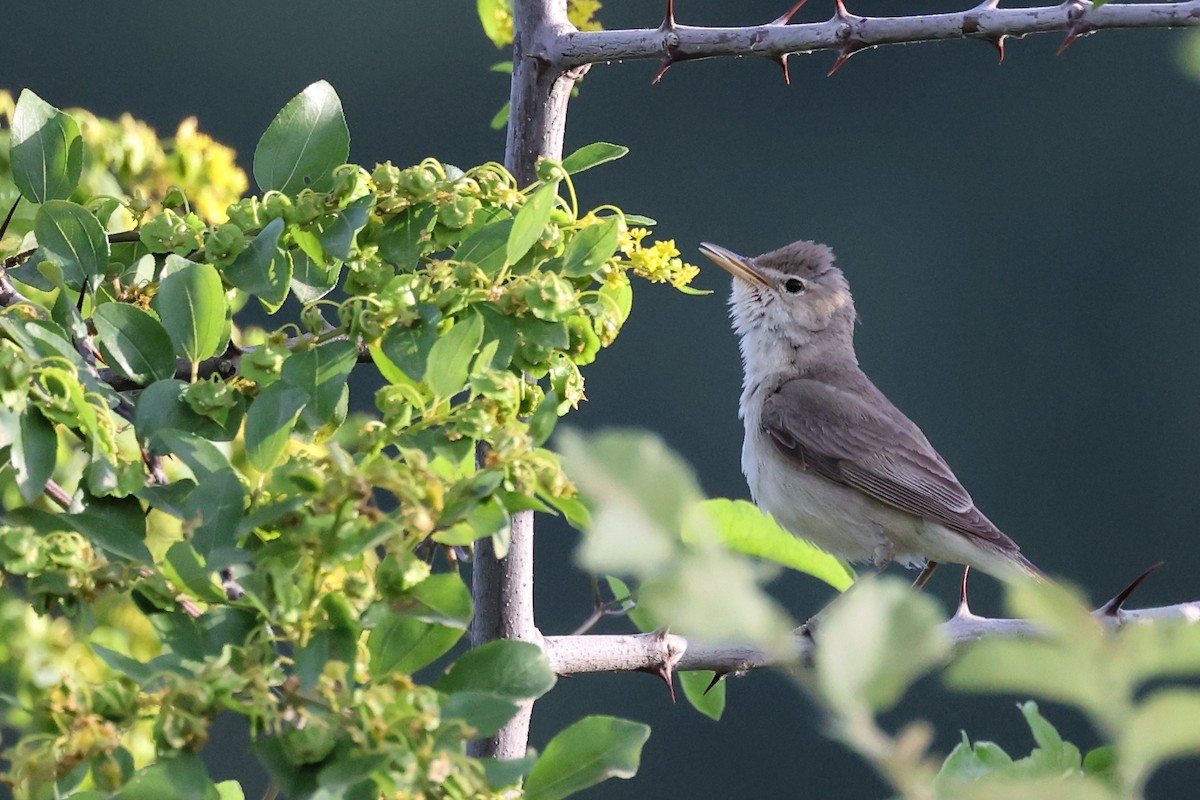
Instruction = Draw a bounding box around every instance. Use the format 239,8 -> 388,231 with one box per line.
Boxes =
783,278 -> 805,294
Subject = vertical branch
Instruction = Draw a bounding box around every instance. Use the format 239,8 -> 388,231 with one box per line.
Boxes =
470,0 -> 577,760
504,0 -> 579,181
469,511 -> 540,759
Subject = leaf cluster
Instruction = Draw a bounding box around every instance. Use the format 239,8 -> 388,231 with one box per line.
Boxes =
0,83 -> 694,799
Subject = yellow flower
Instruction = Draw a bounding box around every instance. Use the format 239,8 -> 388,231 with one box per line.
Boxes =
164,117 -> 250,223
618,228 -> 700,288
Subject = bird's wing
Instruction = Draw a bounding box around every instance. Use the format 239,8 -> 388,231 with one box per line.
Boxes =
760,377 -> 1017,548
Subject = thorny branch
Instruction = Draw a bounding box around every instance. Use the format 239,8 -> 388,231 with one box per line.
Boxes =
555,0 -> 1200,82
545,591 -> 1200,679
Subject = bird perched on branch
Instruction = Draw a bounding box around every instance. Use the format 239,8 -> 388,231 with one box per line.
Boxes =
700,239 -> 1042,586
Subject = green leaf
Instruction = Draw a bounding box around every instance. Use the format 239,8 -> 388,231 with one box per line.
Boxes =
154,262 -> 228,364
529,390 -> 559,446
13,406 -> 56,503
1015,701 -> 1083,776
437,640 -> 556,700
425,313 -> 484,398
561,142 -> 629,175
67,494 -> 151,561
679,671 -> 725,721
378,204 -> 437,267
692,499 -> 855,591
215,782 -> 245,800
936,732 -> 1015,788
290,249 -> 341,304
457,218 -> 513,277
135,379 -> 244,444
815,575 -> 951,713
507,181 -> 559,264
120,752 -> 220,800
165,541 -> 226,603
314,193 -> 374,260
374,305 -> 441,383
1120,689 -> 1200,787
187,469 -> 246,558
253,80 -> 350,194
368,573 -> 472,674
280,340 -> 358,431
476,0 -> 511,47
9,89 -> 83,203
440,691 -> 519,738
483,756 -> 537,790
524,716 -> 650,800
245,383 -> 308,471
92,303 -> 177,384
559,428 -> 700,578
1083,746 -> 1117,784
150,428 -> 232,476
561,217 -> 619,277
34,200 -> 109,291
224,217 -> 291,310
489,102 -> 510,131
369,614 -> 462,675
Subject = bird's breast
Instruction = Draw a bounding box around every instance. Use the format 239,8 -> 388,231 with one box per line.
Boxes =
740,412 -> 928,568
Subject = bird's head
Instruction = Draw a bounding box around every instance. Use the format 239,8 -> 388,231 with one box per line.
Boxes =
700,239 -> 857,361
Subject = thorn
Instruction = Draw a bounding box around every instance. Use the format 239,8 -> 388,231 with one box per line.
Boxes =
985,34 -> 1008,64
777,54 -> 793,85
652,60 -> 674,85
1101,561 -> 1166,617
772,0 -> 809,25
1056,22 -> 1095,56
951,567 -> 976,620
704,671 -> 728,695
659,662 -> 677,702
834,0 -> 851,19
651,0 -> 686,84
0,197 -> 19,242
659,0 -> 677,31
827,41 -> 868,77
636,659 -> 677,702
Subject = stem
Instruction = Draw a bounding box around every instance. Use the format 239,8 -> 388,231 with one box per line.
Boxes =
468,510 -> 541,759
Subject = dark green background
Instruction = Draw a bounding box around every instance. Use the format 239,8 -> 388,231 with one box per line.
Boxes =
5,0 -> 1200,796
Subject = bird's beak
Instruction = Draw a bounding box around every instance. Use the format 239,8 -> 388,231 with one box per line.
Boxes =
699,242 -> 771,288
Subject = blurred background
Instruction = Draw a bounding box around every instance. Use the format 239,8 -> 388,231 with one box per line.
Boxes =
4,0 -> 1200,796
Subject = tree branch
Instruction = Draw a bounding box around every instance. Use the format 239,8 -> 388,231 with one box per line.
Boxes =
505,0 -> 580,182
555,1 -> 1200,77
543,600 -> 1200,676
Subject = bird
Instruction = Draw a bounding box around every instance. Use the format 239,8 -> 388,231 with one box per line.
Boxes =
699,239 -> 1042,586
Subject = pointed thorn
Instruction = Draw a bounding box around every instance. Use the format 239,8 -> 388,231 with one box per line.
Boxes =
0,197 -> 20,242
660,663 -> 677,703
659,0 -> 677,31
834,0 -> 850,19
827,41 -> 867,77
1056,23 -> 1094,56
778,54 -> 793,85
772,0 -> 810,25
954,566 -> 974,617
651,59 -> 674,85
989,34 -> 1008,64
704,671 -> 728,695
1101,561 -> 1166,616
